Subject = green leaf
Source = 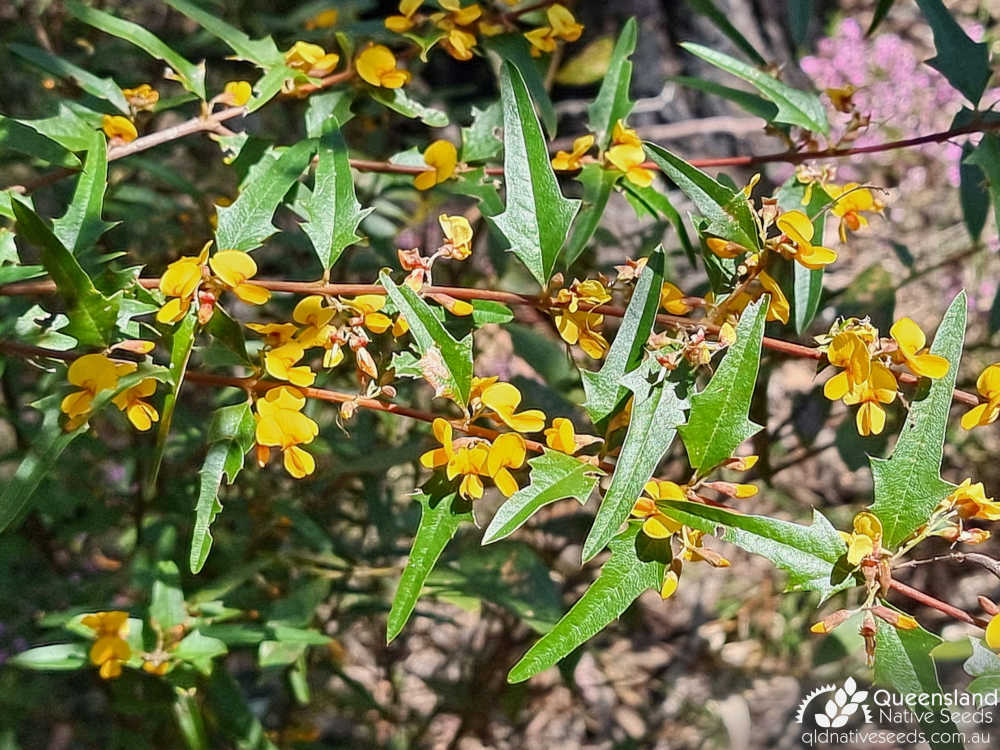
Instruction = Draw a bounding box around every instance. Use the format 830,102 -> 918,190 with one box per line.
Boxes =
669,76 -> 778,124
191,400 -> 255,573
9,643 -> 88,671
959,141 -> 989,242
493,63 -> 580,285
582,370 -> 687,562
869,292 -> 966,550
661,501 -> 851,600
678,296 -> 767,474
460,102 -> 502,163
298,121 -> 371,270
304,90 -> 354,138
483,34 -> 557,138
12,201 -> 120,348
53,131 -> 115,254
483,451 -> 602,544
508,524 -> 664,682
587,18 -> 637,150
915,0 -> 991,106
150,560 -> 188,630
0,365 -> 171,532
685,0 -> 767,66
215,139 -> 315,252
172,630 -> 228,672
681,43 -> 828,134
246,64 -> 301,113
164,0 -> 282,66
776,177 -> 828,333
9,44 -> 130,113
380,271 -> 474,407
67,1 -> 206,99
964,134 -> 1000,237
0,115 -> 81,169
204,305 -> 251,365
867,0 -> 896,35
874,620 -> 962,750
581,247 -> 665,426
369,88 -> 448,127
645,142 -> 760,253
144,309 -> 198,500
470,300 -> 514,326
386,478 -> 474,642
205,671 -> 280,750
563,164 -> 617,269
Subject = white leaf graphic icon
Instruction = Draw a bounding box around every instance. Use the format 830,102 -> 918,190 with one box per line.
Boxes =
853,690 -> 869,703
834,688 -> 848,706
844,677 -> 857,694
816,714 -> 831,728
831,715 -> 848,728
842,704 -> 859,717
824,699 -> 838,717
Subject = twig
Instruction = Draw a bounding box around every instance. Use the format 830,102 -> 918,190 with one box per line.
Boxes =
888,578 -> 990,628
0,277 -> 982,407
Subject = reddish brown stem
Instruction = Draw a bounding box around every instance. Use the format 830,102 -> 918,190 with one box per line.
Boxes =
889,578 -> 990,628
0,277 -> 982,407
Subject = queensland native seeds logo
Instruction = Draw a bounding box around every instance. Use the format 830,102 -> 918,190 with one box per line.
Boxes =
796,677 -> 873,728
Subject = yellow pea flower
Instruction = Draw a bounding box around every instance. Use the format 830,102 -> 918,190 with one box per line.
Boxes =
101,115 -> 137,143
841,512 -> 882,566
962,364 -> 1000,430
82,611 -> 131,680
438,0 -> 481,27
823,331 -> 872,401
222,80 -> 253,106
111,379 -> 159,431
551,134 -> 594,171
264,342 -> 316,387
487,432 -> 527,496
843,362 -> 898,436
544,417 -> 577,454
293,295 -> 336,348
247,322 -> 299,347
157,242 -> 210,324
554,279 -> 611,312
524,26 -> 557,56
284,41 -> 340,76
547,4 -> 584,42
775,211 -> 837,270
121,84 -> 158,110
479,382 -> 546,433
356,44 -> 411,88
605,143 -> 654,188
344,294 -> 395,334
612,119 -> 642,148
439,214 -> 473,260
60,354 -> 121,420
305,8 -> 338,29
420,418 -> 456,469
554,309 -> 609,359
386,0 -> 422,32
209,250 -> 270,305
631,485 -> 683,540
888,317 -> 949,379
441,26 -> 478,61
420,420 -> 491,499
828,183 -> 882,243
948,479 -> 1000,521
757,271 -> 789,324
255,386 -> 319,478
414,140 -> 458,190
660,282 -> 692,315
987,613 -> 1000,651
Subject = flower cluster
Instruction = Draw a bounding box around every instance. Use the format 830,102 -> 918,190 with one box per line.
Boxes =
157,242 -> 270,325
547,277 -> 612,359
254,386 -> 320,478
82,611 -> 131,680
420,418 -> 526,499
59,352 -> 159,432
820,316 -> 948,435
551,119 -> 653,188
